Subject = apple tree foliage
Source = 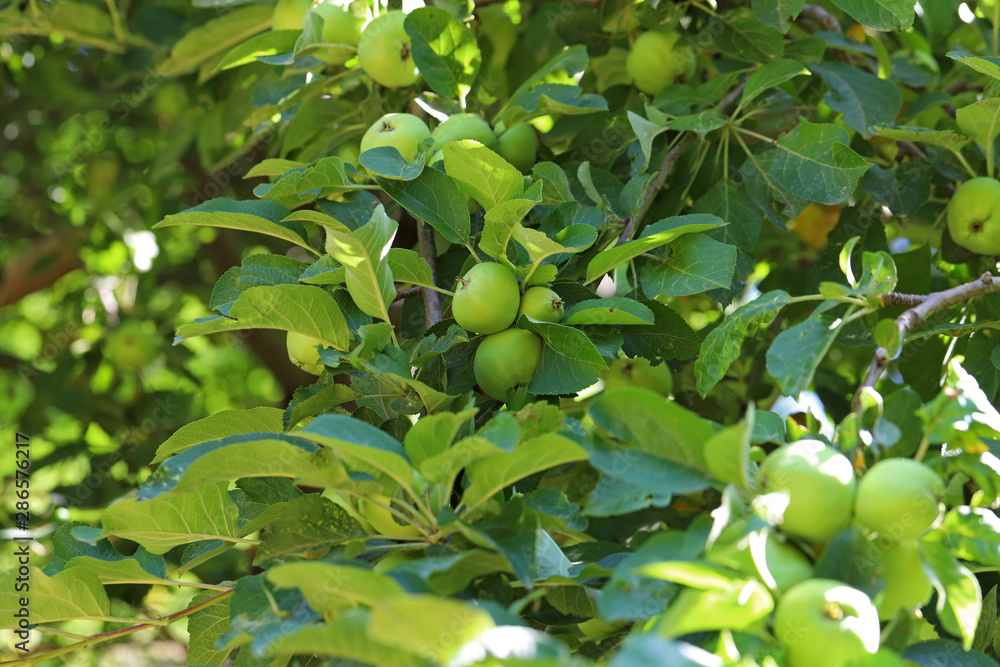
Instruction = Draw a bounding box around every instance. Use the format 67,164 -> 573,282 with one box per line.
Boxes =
10,0 -> 1000,665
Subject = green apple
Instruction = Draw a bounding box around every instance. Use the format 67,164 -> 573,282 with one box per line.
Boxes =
272,0 -> 311,30
947,176 -> 1000,255
359,112 -> 431,169
756,440 -> 856,543
601,357 -> 672,397
429,113 -> 497,164
474,328 -> 543,401
773,579 -> 880,667
578,618 -> 627,640
517,286 -> 563,323
626,30 -> 694,95
337,142 -> 360,167
496,122 -> 538,173
358,10 -> 419,88
313,1 -> 364,64
853,458 -> 944,540
706,532 -> 813,594
105,321 -> 159,370
451,262 -> 521,334
876,539 -> 932,621
286,331 -> 329,375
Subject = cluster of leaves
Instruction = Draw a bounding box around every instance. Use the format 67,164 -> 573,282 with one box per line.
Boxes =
9,0 -> 1000,665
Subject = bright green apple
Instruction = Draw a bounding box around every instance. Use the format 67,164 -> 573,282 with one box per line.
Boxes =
947,176 -> 1000,255
451,262 -> 521,334
358,10 -> 419,88
429,113 -> 497,164
286,331 -> 329,375
272,0 -> 311,30
517,286 -> 563,323
773,579 -> 880,667
359,112 -> 431,172
626,30 -> 694,95
756,440 -> 856,543
601,357 -> 672,397
313,1 -> 364,64
360,494 -> 421,537
105,321 -> 159,370
496,122 -> 538,173
853,458 -> 944,540
474,328 -> 543,401
876,539 -> 932,621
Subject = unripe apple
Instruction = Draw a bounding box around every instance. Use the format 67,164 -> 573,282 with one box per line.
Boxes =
601,357 -> 672,397
358,10 -> 419,88
947,176 -> 1000,255
286,331 -> 329,375
625,30 -> 695,95
853,458 -> 944,540
360,494 -> 421,537
517,286 -> 563,323
756,440 -> 856,543
774,579 -> 880,667
313,1 -> 364,64
105,321 -> 159,370
428,113 -> 497,164
360,112 -> 431,166
876,539 -> 932,621
496,122 -> 538,173
272,0 -> 311,30
473,328 -> 543,400
451,262 -> 521,334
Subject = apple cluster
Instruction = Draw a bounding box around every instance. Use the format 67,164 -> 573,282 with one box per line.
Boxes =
745,440 -> 946,666
451,262 -> 563,401
358,111 -> 538,177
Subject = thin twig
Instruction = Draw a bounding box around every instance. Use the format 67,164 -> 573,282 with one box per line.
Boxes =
854,272 -> 1000,410
394,286 -> 423,301
879,292 -> 927,308
417,221 -> 443,327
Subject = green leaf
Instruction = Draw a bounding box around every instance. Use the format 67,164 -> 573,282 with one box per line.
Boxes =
695,290 -> 792,397
158,4 -> 272,76
710,9 -> 785,63
500,82 -> 608,129
667,109 -> 728,138
43,522 -> 167,584
268,561 -> 406,614
293,414 -> 413,491
704,416 -> 754,489
830,0 -> 915,31
271,609 -> 421,666
766,309 -> 844,397
377,167 -> 471,245
948,52 -> 1000,81
902,639 -> 996,667
563,297 -> 655,326
324,206 -> 397,321
443,140 -> 524,212
639,234 -> 738,298
622,298 -> 702,362
369,596 -> 495,663
404,7 -> 481,99
217,29 -> 299,70
586,215 -> 726,284
254,495 -> 367,566
612,635 -> 725,667
210,254 -> 307,316
387,248 -> 434,290
96,482 -> 241,554
874,319 -> 902,358
0,567 -> 110,627
245,158 -> 310,178
513,222 -> 597,269
872,124 -> 971,150
754,120 -> 871,205
588,388 -> 714,472
741,59 -> 811,105
942,507 -> 1000,567
922,537 -> 982,650
256,157 -> 351,202
629,110 -> 670,173
140,433 -> 346,500
809,62 -> 903,138
178,284 -> 352,351
520,319 -> 607,396
690,180 -> 764,252
187,588 -> 232,666
359,144 -> 431,181
462,434 -> 588,511
655,581 -> 773,637
403,410 -> 476,470
152,406 -> 286,464
480,181 -> 543,261
956,98 -> 1000,154
154,198 -> 310,253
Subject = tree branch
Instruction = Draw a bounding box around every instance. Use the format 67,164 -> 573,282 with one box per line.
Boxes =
417,221 -> 443,328
854,272 -> 1000,409
0,232 -> 86,309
